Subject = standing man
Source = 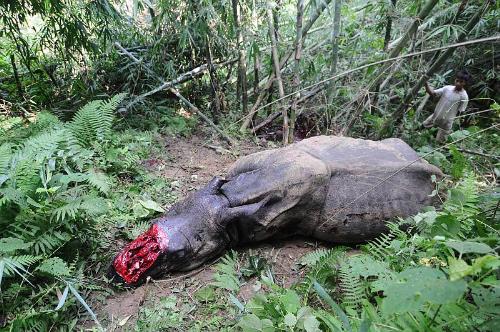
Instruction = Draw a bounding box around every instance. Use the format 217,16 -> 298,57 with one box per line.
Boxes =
423,70 -> 471,143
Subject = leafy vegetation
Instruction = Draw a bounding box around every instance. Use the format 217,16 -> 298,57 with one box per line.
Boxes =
1,0 -> 498,330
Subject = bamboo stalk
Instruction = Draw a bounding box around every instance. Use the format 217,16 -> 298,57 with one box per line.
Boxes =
267,6 -> 288,144
289,0 -> 305,143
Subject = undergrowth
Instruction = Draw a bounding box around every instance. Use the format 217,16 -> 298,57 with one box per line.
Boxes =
0,94 -> 187,330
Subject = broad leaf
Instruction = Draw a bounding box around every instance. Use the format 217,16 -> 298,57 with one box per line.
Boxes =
381,267 -> 467,315
139,199 -> 165,213
238,314 -> 274,332
0,238 -> 31,253
445,240 -> 493,255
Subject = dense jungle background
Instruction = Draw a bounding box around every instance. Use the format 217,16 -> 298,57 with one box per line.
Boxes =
0,0 -> 499,331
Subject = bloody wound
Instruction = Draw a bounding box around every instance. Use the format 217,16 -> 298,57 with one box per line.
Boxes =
113,224 -> 169,284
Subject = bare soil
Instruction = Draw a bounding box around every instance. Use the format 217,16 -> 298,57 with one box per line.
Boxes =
99,133 -> 329,330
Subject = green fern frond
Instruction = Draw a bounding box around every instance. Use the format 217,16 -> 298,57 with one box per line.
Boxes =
8,128 -> 69,195
80,196 -> 108,217
300,248 -> 335,267
0,187 -> 26,208
0,237 -> 32,254
444,172 -> 480,217
8,255 -> 41,269
364,222 -> 407,262
102,93 -> 127,113
127,220 -> 151,240
86,169 -> 111,194
1,255 -> 39,284
69,94 -> 126,147
8,311 -> 49,332
32,231 -> 70,256
212,251 -> 240,292
52,199 -> 82,222
302,247 -> 347,290
0,143 -> 12,175
365,233 -> 394,262
338,261 -> 365,311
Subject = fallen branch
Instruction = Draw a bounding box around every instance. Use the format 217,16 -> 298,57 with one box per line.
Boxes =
114,42 -> 234,145
116,42 -> 236,109
457,148 -> 499,160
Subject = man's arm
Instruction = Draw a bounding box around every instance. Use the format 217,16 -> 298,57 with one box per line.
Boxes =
424,82 -> 437,98
458,98 -> 468,113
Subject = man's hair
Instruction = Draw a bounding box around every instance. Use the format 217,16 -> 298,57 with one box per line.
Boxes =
456,69 -> 472,83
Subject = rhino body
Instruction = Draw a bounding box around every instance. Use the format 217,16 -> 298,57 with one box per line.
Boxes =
111,136 -> 442,285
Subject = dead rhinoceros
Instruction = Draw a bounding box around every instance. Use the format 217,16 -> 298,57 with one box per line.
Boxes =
111,136 -> 441,285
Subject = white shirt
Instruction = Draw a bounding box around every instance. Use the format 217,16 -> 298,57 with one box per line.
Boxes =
432,85 -> 468,129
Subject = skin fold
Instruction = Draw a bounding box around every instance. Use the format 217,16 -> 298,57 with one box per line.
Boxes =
110,136 -> 442,286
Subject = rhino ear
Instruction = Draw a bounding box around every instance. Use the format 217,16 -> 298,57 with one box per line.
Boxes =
203,176 -> 228,195
219,191 -> 283,226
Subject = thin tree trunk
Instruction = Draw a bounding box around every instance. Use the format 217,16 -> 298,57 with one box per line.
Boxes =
252,0 -> 260,96
377,0 -> 492,138
10,54 -> 23,99
326,0 -> 342,105
273,1 -> 280,41
331,0 -> 342,73
267,6 -> 288,144
428,0 -> 469,65
289,0 -> 305,143
383,0 -> 397,51
206,36 -> 222,121
253,0 -> 333,93
232,0 -> 247,115
242,0 -> 332,131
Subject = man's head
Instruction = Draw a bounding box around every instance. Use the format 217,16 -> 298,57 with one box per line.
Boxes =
454,70 -> 471,91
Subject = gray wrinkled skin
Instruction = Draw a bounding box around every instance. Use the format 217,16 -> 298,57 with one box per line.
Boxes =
111,136 -> 442,284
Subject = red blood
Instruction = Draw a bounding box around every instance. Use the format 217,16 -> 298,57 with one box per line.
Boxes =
113,224 -> 169,284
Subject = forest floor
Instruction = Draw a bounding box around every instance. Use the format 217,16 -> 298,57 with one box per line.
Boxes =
98,133 -> 329,330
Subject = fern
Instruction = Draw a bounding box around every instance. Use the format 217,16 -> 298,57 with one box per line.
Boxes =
69,93 -> 126,147
364,222 -> 407,263
444,172 -> 480,237
0,255 -> 39,285
8,312 -> 49,332
37,257 -> 71,277
0,142 -> 12,176
212,251 -> 240,292
52,198 -> 82,222
8,128 -> 70,195
300,248 -> 336,267
86,169 -> 111,194
301,247 -> 347,294
338,262 -> 365,311
32,231 -> 70,256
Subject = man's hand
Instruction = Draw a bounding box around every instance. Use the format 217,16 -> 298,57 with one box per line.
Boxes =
424,82 -> 436,98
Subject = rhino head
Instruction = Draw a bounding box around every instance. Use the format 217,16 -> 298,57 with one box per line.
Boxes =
109,176 -> 272,285
109,177 -> 229,285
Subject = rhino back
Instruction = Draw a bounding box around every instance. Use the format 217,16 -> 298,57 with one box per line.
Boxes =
222,135 -> 441,244
294,136 -> 440,243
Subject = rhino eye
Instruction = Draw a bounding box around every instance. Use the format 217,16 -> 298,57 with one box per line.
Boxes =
171,248 -> 186,259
